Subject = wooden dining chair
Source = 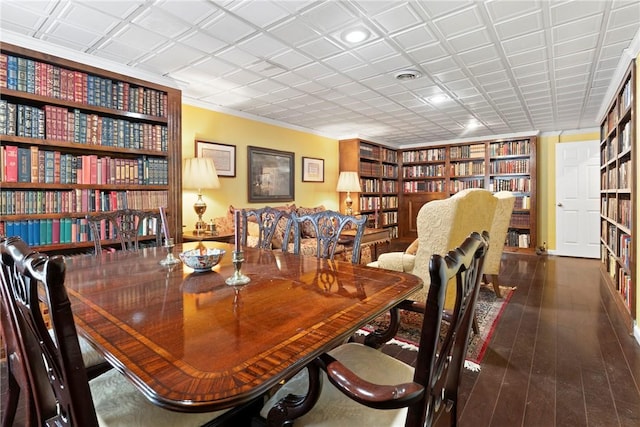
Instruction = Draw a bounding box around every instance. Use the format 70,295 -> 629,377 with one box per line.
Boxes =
284,210 -> 368,264
87,209 -> 162,255
241,206 -> 288,249
261,231 -> 489,427
0,236 -> 111,427
0,236 -> 255,426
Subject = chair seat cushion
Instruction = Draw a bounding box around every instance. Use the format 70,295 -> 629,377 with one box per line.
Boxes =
90,369 -> 230,427
49,329 -> 105,368
261,342 -> 414,426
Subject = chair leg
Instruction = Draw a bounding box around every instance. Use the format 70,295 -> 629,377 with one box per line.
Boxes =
485,274 -> 502,298
3,370 -> 19,427
472,314 -> 479,335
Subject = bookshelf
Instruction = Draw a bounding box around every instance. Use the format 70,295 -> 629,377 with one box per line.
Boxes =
600,60 -> 636,328
399,136 -> 537,253
0,42 -> 182,254
339,138 -> 399,238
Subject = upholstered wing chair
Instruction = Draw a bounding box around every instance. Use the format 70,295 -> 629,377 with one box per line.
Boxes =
369,188 -> 497,308
483,191 -> 516,297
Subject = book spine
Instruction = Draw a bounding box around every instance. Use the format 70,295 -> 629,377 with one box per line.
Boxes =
4,145 -> 18,182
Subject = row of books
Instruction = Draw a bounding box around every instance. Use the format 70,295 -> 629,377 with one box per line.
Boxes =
489,140 -> 530,157
359,143 -> 380,159
0,189 -> 168,216
358,196 -> 399,211
450,144 -> 485,160
489,178 -> 531,192
450,178 -> 485,192
619,233 -> 631,269
403,180 -> 446,192
0,53 -> 168,117
489,159 -> 529,174
1,145 -> 168,185
379,211 -> 397,226
359,161 -> 381,176
402,148 -> 446,163
618,269 -> 632,313
506,231 -> 530,248
380,147 -> 397,163
510,212 -> 531,228
0,101 -> 168,151
618,198 -> 631,229
381,164 -> 397,178
403,164 -> 446,178
449,160 -> 485,176
360,178 -> 379,193
515,196 -> 531,209
0,216 -> 159,248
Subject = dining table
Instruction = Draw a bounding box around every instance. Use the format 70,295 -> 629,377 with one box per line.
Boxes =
64,241 -> 423,413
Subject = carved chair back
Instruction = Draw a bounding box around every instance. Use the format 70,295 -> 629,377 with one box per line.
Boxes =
0,236 -> 99,426
241,207 -> 287,249
87,209 -> 162,255
284,210 -> 367,264
409,231 -> 488,426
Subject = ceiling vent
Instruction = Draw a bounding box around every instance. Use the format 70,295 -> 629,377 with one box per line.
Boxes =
394,69 -> 421,81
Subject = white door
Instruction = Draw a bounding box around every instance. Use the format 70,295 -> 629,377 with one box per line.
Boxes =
555,140 -> 600,258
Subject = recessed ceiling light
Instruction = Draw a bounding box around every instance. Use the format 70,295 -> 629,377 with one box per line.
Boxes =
467,120 -> 480,129
427,94 -> 450,104
394,69 -> 421,81
342,28 -> 370,44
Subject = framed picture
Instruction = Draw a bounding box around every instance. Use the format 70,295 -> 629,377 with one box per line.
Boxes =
248,146 -> 294,203
302,157 -> 324,182
196,140 -> 236,177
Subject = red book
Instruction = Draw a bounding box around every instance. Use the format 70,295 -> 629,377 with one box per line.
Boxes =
53,151 -> 61,184
51,218 -> 60,244
4,145 -> 18,182
89,154 -> 97,184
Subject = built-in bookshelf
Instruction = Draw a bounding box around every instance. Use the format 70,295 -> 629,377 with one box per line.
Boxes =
0,42 -> 182,254
600,60 -> 636,328
339,138 -> 399,238
399,136 -> 537,252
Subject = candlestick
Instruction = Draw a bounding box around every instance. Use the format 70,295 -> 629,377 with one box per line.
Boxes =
160,238 -> 180,266
225,250 -> 251,285
234,209 -> 241,252
159,206 -> 170,241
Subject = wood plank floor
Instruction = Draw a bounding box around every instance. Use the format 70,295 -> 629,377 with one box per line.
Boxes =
2,253 -> 640,426
457,253 -> 640,427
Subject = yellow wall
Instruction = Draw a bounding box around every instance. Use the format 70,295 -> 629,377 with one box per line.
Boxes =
181,104 -> 339,229
538,131 -> 600,251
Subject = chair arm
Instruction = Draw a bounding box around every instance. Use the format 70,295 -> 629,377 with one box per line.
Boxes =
318,353 -> 424,410
370,252 -> 415,273
397,299 -> 426,315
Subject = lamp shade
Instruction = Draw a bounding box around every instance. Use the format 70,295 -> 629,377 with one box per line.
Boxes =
336,171 -> 362,192
183,158 -> 220,190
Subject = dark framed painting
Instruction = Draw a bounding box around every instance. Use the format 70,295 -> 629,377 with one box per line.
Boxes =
302,157 -> 324,182
248,146 -> 295,203
196,140 -> 236,177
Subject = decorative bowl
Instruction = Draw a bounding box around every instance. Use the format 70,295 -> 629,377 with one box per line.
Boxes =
179,248 -> 226,272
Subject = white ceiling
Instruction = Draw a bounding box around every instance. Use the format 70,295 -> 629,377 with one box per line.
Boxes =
1,0 -> 639,147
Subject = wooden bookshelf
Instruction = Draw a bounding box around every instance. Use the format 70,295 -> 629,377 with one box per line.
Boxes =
339,138 -> 399,238
0,42 -> 182,254
599,60 -> 636,329
399,136 -> 537,253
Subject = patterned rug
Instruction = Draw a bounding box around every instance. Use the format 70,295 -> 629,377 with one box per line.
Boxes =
358,283 -> 515,371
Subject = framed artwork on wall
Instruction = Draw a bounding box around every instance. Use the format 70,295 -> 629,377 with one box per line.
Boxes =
302,157 -> 324,182
196,140 -> 236,177
248,146 -> 295,203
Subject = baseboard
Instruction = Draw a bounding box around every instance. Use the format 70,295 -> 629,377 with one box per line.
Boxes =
634,323 -> 640,347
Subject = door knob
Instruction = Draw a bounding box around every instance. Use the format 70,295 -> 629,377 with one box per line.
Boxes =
557,203 -> 563,207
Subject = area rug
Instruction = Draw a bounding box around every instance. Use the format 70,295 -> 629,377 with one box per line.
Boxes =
358,284 -> 515,371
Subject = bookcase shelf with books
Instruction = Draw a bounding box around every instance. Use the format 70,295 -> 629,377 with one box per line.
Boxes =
399,136 -> 537,253
339,138 -> 399,238
599,60 -> 636,329
0,42 -> 182,255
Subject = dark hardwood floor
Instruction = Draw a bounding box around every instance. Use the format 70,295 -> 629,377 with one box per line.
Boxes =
2,253 -> 639,426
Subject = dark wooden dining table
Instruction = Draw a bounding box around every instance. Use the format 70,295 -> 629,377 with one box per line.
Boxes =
64,241 -> 422,413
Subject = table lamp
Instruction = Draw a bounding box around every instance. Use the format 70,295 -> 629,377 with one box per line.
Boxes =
183,157 -> 220,234
336,171 -> 362,215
